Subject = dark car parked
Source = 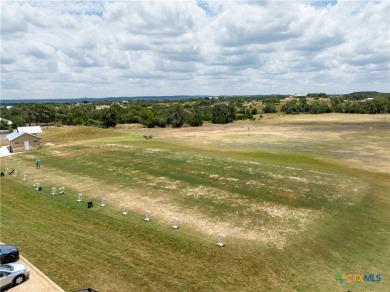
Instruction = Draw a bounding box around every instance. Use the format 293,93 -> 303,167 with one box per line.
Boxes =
0,245 -> 19,264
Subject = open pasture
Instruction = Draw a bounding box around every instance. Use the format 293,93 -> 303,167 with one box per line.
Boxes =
1,114 -> 389,291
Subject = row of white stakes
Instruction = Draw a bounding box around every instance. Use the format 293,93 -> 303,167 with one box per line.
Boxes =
7,168 -> 227,247
78,195 -> 225,246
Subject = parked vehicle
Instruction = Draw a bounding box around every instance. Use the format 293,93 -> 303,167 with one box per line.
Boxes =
0,263 -> 29,289
0,245 -> 19,264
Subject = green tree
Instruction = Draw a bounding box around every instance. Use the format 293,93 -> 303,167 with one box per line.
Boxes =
69,105 -> 96,125
0,119 -> 9,131
281,100 -> 300,114
263,103 -> 277,113
28,104 -> 56,125
309,102 -> 330,114
167,104 -> 187,128
186,112 -> 203,126
211,104 -> 236,124
11,117 -> 26,129
101,107 -> 117,128
139,108 -> 159,128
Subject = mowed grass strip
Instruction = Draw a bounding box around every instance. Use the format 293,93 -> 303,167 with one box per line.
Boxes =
1,177 -> 280,291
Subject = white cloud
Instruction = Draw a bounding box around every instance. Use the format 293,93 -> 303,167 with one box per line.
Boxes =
1,0 -> 389,99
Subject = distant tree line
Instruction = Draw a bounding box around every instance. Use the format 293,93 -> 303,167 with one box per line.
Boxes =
281,94 -> 389,115
0,98 -> 256,129
280,97 -> 331,114
1,93 -> 389,129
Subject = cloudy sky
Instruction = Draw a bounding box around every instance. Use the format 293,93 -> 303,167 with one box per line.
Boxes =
1,0 -> 389,99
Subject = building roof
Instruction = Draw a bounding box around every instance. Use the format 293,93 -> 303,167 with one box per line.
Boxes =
17,126 -> 42,134
214,101 -> 230,106
6,131 -> 41,142
6,131 -> 20,141
0,118 -> 12,125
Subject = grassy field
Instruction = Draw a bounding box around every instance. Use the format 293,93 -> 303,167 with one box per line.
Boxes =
1,114 -> 389,291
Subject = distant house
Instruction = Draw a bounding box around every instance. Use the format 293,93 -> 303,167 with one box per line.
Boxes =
289,93 -> 307,98
96,105 -> 110,110
214,101 -> 230,106
0,118 -> 12,133
0,118 -> 13,125
6,126 -> 42,152
243,101 -> 258,107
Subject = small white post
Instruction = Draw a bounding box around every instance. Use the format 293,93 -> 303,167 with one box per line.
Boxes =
144,210 -> 151,222
23,174 -> 28,181
101,198 -> 107,207
172,217 -> 180,229
217,233 -> 226,247
77,193 -> 83,202
5,168 -> 8,175
35,183 -> 41,191
13,170 -> 18,177
51,187 -> 56,195
122,205 -> 129,215
59,187 -> 64,194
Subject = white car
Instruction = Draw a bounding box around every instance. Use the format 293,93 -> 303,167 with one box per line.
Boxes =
0,263 -> 29,289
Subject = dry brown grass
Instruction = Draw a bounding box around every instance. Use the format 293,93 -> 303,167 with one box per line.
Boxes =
131,113 -> 390,173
